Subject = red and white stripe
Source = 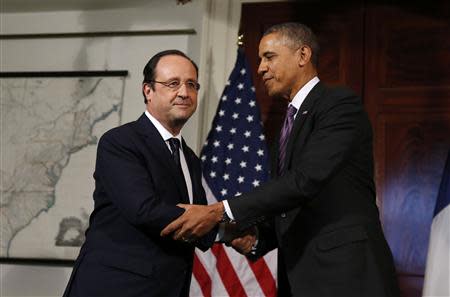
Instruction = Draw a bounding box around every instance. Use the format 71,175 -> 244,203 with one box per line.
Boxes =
190,179 -> 277,297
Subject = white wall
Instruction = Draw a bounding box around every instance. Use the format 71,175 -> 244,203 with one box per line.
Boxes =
0,0 -> 285,296
0,0 -> 207,151
1,1 -> 207,296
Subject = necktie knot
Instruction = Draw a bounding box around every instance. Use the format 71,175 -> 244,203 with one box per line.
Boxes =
287,105 -> 297,119
168,138 -> 181,155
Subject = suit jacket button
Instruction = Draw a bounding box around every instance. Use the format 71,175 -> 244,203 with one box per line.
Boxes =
281,213 -> 286,218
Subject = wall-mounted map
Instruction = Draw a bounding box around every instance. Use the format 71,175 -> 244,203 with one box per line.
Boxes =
1,71 -> 127,261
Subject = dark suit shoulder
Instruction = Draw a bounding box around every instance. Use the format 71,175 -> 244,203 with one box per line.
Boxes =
312,85 -> 362,115
101,121 -> 135,139
321,85 -> 359,103
97,121 -> 142,155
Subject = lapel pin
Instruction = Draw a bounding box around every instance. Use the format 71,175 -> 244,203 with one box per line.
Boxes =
302,110 -> 308,115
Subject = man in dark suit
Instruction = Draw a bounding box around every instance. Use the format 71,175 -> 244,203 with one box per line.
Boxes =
63,49 -> 215,297
161,23 -> 400,296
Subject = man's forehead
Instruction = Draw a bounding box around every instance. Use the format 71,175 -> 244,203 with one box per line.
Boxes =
259,34 -> 280,51
259,33 -> 295,54
155,55 -> 196,78
159,54 -> 189,63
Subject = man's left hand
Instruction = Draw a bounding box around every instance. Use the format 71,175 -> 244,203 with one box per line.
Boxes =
160,202 -> 224,240
230,231 -> 257,255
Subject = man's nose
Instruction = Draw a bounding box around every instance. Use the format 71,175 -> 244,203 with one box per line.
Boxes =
177,83 -> 189,98
257,61 -> 267,76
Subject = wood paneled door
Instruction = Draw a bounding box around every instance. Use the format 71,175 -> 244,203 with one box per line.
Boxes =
365,4 -> 450,296
240,1 -> 364,145
239,2 -> 450,297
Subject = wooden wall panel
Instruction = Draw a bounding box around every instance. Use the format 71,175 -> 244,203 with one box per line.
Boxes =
366,4 -> 450,296
364,4 -> 450,123
377,114 -> 450,269
240,2 -> 363,146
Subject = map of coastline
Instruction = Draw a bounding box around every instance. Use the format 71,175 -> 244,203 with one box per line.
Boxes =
1,75 -> 125,259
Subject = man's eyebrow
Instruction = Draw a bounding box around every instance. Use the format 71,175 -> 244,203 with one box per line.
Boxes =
159,76 -> 179,81
261,51 -> 276,57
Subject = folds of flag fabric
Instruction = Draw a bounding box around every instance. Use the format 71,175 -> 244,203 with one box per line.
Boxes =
423,150 -> 450,297
190,49 -> 277,297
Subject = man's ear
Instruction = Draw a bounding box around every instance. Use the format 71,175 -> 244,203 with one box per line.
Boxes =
297,45 -> 312,67
143,83 -> 153,102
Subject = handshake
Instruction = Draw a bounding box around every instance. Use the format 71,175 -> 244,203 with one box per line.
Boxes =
160,202 -> 257,255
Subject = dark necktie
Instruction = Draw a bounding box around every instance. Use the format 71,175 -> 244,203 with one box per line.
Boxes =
278,105 -> 297,175
168,138 -> 182,168
168,138 -> 189,203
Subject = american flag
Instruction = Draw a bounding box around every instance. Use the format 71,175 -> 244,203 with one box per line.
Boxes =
190,49 -> 277,296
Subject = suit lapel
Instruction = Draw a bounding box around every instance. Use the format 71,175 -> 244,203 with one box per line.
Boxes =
284,82 -> 325,168
134,114 -> 189,202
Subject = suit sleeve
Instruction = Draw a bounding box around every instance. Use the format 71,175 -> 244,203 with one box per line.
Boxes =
245,219 -> 278,261
95,130 -> 184,235
229,91 -> 365,229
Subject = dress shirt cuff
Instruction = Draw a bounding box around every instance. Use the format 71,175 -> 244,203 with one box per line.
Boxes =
222,200 -> 235,220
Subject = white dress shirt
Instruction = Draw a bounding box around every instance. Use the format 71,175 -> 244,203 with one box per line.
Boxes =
145,110 -> 193,203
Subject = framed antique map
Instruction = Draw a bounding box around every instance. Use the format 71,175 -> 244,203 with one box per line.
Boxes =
0,71 -> 127,263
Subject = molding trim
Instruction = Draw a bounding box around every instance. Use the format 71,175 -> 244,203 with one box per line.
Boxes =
0,29 -> 196,40
0,71 -> 128,77
0,258 -> 74,267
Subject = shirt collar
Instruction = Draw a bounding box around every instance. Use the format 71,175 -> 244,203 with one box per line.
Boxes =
289,76 -> 320,112
144,110 -> 183,147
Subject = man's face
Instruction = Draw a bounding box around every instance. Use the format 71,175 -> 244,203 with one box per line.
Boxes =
144,55 -> 198,133
257,32 -> 301,100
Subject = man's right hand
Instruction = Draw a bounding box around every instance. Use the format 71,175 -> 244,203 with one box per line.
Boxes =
160,202 -> 223,241
229,227 -> 257,255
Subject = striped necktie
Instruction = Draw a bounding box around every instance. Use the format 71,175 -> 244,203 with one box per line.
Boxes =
278,105 -> 297,175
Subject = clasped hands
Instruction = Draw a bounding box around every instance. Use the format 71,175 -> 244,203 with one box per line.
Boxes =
160,202 -> 257,255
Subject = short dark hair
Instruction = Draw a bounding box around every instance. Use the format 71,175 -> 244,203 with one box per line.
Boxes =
142,49 -> 199,104
264,22 -> 320,68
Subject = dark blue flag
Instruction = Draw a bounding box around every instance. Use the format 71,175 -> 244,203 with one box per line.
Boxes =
200,49 -> 270,201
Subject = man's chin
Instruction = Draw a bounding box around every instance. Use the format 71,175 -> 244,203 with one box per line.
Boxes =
172,113 -> 192,126
266,88 -> 280,98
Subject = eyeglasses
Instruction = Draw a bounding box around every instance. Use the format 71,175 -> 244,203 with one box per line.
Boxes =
150,79 -> 200,92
